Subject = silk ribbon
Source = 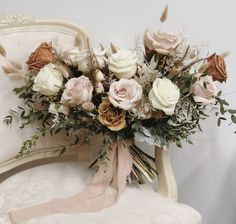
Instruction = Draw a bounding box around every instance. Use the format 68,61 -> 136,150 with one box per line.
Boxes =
9,140 -> 133,224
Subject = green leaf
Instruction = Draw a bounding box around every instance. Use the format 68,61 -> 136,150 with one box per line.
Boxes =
59,146 -> 66,156
217,117 -> 226,126
217,118 -> 221,126
217,91 -> 222,97
221,99 -> 229,106
220,105 -> 225,115
228,109 -> 236,114
220,117 -> 226,120
231,115 -> 236,124
188,140 -> 193,144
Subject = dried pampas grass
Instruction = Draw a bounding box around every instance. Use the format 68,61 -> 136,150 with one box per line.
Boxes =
2,62 -> 24,80
160,5 -> 168,23
221,52 -> 230,58
0,44 -> 6,57
75,33 -> 88,49
10,60 -> 22,70
110,43 -> 118,54
2,65 -> 18,74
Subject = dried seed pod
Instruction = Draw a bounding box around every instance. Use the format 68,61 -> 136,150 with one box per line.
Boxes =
0,44 -> 6,57
10,60 -> 22,70
110,43 -> 118,54
2,65 -> 18,74
160,5 -> 168,23
221,52 -> 230,58
6,72 -> 25,80
75,33 -> 88,49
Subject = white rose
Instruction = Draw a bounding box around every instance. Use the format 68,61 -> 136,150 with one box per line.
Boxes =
191,73 -> 217,105
69,48 -> 106,73
33,63 -> 63,96
61,75 -> 93,106
144,31 -> 183,55
149,78 -> 180,115
108,78 -> 142,110
108,50 -> 137,79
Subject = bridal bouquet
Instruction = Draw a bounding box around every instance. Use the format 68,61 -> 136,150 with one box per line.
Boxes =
3,7 -> 235,185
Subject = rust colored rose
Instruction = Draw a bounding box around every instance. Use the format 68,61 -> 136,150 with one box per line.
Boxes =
98,99 -> 126,131
26,42 -> 54,70
207,54 -> 227,83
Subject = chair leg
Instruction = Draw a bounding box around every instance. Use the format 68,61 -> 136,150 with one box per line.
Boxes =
155,146 -> 178,202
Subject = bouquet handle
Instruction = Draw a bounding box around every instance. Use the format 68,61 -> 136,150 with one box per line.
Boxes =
155,146 -> 177,202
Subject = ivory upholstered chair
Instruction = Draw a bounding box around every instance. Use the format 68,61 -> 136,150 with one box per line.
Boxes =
0,17 -> 202,224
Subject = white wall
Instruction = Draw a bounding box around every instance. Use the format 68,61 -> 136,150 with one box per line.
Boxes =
0,0 -> 235,223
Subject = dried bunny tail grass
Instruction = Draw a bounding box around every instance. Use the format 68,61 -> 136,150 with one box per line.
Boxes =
2,65 -> 24,80
7,71 -> 25,80
0,44 -> 6,57
10,60 -> 22,70
75,33 -> 88,49
199,63 -> 209,73
160,5 -> 168,23
221,51 -> 230,58
110,43 -> 118,54
2,65 -> 19,74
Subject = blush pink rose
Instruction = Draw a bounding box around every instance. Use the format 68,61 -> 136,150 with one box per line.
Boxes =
108,78 -> 142,110
144,31 -> 182,55
191,73 -> 217,105
61,76 -> 93,105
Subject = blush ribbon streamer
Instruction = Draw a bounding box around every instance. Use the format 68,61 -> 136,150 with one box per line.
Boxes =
9,140 -> 133,224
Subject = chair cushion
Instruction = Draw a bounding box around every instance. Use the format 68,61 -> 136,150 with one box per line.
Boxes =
0,162 -> 202,224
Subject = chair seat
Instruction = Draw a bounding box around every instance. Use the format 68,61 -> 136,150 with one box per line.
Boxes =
0,162 -> 202,224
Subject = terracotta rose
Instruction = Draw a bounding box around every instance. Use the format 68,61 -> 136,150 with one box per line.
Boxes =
27,42 -> 54,70
98,99 -> 126,131
207,54 -> 227,83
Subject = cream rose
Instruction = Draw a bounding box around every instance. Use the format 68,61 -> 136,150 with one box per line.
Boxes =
33,63 -> 63,96
61,75 -> 93,106
144,31 -> 182,55
108,50 -> 137,79
149,78 -> 180,115
69,48 -> 106,73
191,73 -> 217,105
108,78 -> 142,110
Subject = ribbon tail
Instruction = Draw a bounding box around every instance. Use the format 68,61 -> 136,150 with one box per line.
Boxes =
9,140 -> 133,224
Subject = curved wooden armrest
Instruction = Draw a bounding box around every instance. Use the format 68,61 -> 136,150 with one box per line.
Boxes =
155,146 -> 178,201
0,144 -> 91,180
